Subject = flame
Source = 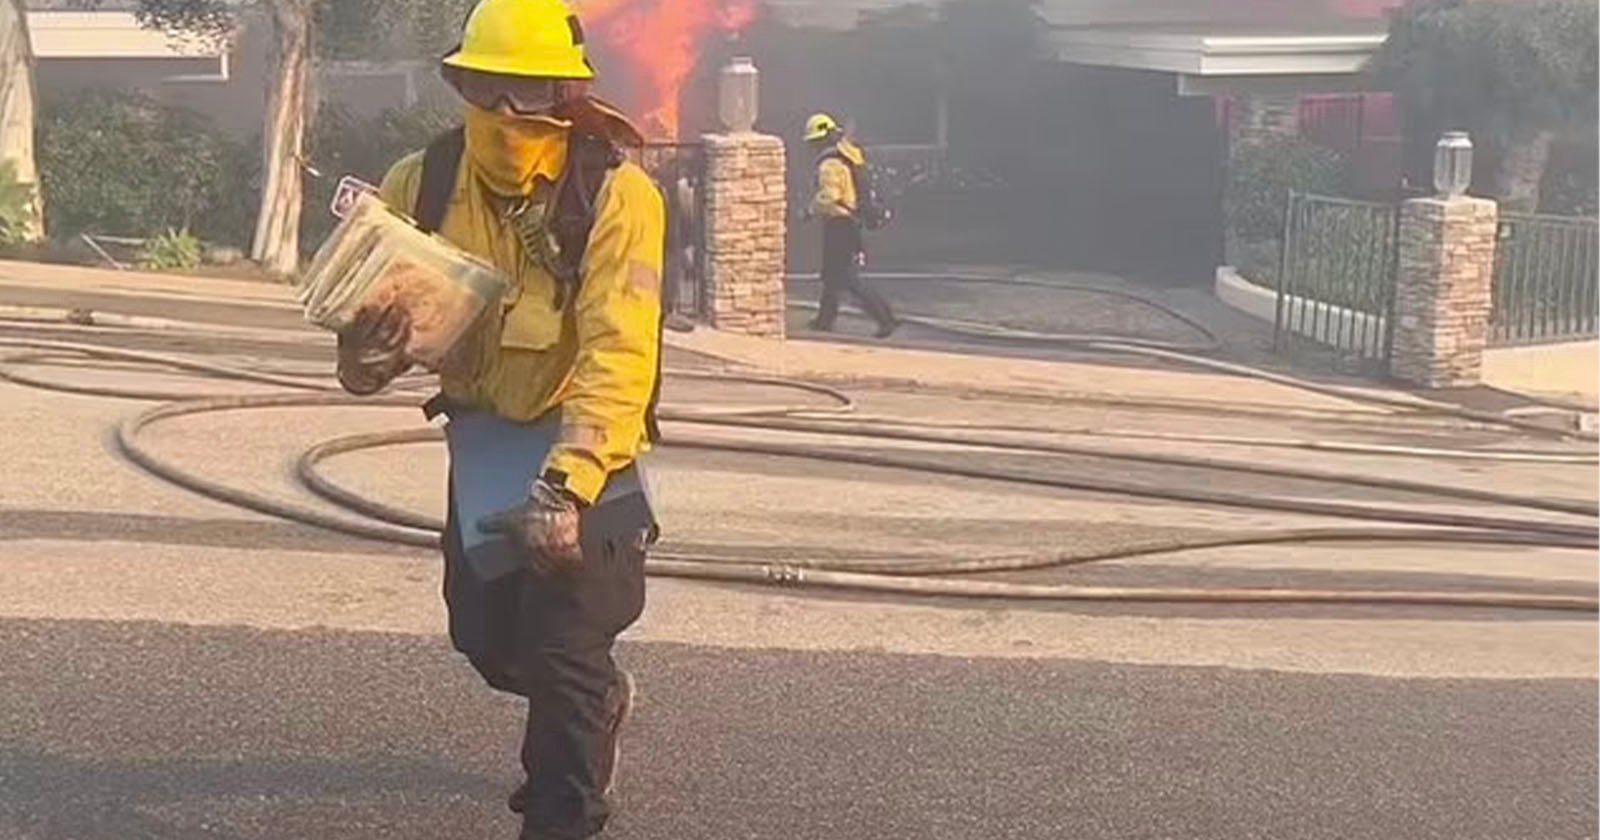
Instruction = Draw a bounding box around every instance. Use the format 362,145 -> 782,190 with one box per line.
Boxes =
576,0 -> 757,139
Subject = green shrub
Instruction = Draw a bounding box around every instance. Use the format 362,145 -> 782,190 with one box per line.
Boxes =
0,159 -> 36,246
302,104 -> 457,252
204,135 -> 261,250
38,90 -> 254,245
138,228 -> 203,272
1225,138 -> 1349,244
1230,237 -> 1284,289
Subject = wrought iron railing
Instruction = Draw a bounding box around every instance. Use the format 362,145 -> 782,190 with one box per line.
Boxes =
1275,191 -> 1399,361
636,142 -> 706,320
1491,212 -> 1599,347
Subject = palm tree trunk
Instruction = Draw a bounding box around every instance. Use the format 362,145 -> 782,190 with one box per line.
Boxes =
0,0 -> 43,241
250,0 -> 313,277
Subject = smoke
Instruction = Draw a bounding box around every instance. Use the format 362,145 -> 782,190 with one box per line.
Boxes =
1334,0 -> 1408,16
576,0 -> 757,139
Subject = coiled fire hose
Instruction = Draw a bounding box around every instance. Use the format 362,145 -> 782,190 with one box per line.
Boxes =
1,326 -> 1595,612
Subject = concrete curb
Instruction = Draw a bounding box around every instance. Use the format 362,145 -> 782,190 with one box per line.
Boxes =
1214,265 -> 1386,356
1215,265 -> 1600,409
0,305 -> 328,344
0,259 -> 301,311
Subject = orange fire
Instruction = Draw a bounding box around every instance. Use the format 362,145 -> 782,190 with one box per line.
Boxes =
577,0 -> 757,139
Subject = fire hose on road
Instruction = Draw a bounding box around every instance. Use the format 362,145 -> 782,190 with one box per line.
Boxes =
2,331 -> 1596,612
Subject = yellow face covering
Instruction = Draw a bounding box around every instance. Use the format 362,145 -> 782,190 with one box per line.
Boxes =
463,106 -> 571,197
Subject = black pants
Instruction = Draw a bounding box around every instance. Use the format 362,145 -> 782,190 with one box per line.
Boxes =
443,495 -> 649,840
814,218 -> 894,331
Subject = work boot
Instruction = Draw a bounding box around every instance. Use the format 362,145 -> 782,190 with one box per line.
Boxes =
874,319 -> 899,339
507,670 -> 637,815
806,318 -> 832,333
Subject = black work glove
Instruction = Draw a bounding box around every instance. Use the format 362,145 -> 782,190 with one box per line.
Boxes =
478,478 -> 584,576
336,305 -> 411,395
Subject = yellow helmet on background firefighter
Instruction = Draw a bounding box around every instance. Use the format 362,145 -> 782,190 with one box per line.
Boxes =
804,113 -> 842,142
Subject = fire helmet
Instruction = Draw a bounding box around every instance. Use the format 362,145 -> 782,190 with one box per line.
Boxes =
804,113 -> 842,142
443,0 -> 596,80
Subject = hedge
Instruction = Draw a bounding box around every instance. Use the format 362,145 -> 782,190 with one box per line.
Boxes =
38,90 -> 255,244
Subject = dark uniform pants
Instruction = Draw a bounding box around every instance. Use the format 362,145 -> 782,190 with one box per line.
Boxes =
815,217 -> 894,331
443,492 -> 648,840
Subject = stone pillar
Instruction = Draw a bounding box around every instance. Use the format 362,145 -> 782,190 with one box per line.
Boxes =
1389,196 -> 1499,388
701,132 -> 787,338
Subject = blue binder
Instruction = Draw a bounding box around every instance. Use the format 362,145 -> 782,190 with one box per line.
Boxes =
444,409 -> 651,583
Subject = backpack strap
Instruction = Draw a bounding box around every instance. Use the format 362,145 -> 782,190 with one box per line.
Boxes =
814,146 -> 843,178
416,127 -> 466,234
547,130 -> 624,306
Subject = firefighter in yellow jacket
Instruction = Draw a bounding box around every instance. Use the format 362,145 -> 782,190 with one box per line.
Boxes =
804,113 -> 897,337
334,1 -> 662,837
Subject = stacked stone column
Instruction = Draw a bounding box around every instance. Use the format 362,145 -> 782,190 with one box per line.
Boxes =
700,132 -> 787,338
1389,196 -> 1499,387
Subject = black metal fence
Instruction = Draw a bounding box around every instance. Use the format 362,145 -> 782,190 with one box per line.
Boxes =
1275,191 -> 1399,361
1491,212 -> 1599,347
635,142 -> 706,320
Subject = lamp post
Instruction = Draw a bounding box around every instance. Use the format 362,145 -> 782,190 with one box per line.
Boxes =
718,56 -> 759,134
1433,131 -> 1474,198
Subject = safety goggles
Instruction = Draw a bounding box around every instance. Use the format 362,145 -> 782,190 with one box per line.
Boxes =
445,67 -> 562,117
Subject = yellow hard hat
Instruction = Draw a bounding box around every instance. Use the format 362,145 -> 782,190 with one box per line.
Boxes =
443,0 -> 595,80
804,113 -> 841,141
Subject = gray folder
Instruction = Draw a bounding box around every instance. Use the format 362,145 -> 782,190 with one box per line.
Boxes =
444,408 -> 652,582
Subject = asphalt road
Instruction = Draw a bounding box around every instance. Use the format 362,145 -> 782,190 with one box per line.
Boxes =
1,618 -> 1594,840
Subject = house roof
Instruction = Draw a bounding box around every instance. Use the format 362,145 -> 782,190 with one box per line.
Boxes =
760,0 -> 1392,81
762,0 -> 1403,30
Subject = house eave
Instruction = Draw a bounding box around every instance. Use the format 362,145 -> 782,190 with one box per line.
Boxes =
1052,27 -> 1388,77
27,11 -> 225,60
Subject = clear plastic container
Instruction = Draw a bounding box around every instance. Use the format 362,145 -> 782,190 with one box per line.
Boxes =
718,56 -> 759,133
300,194 -> 508,369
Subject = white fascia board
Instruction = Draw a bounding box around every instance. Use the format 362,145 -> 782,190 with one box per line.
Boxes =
28,11 -> 224,60
1053,28 -> 1387,77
